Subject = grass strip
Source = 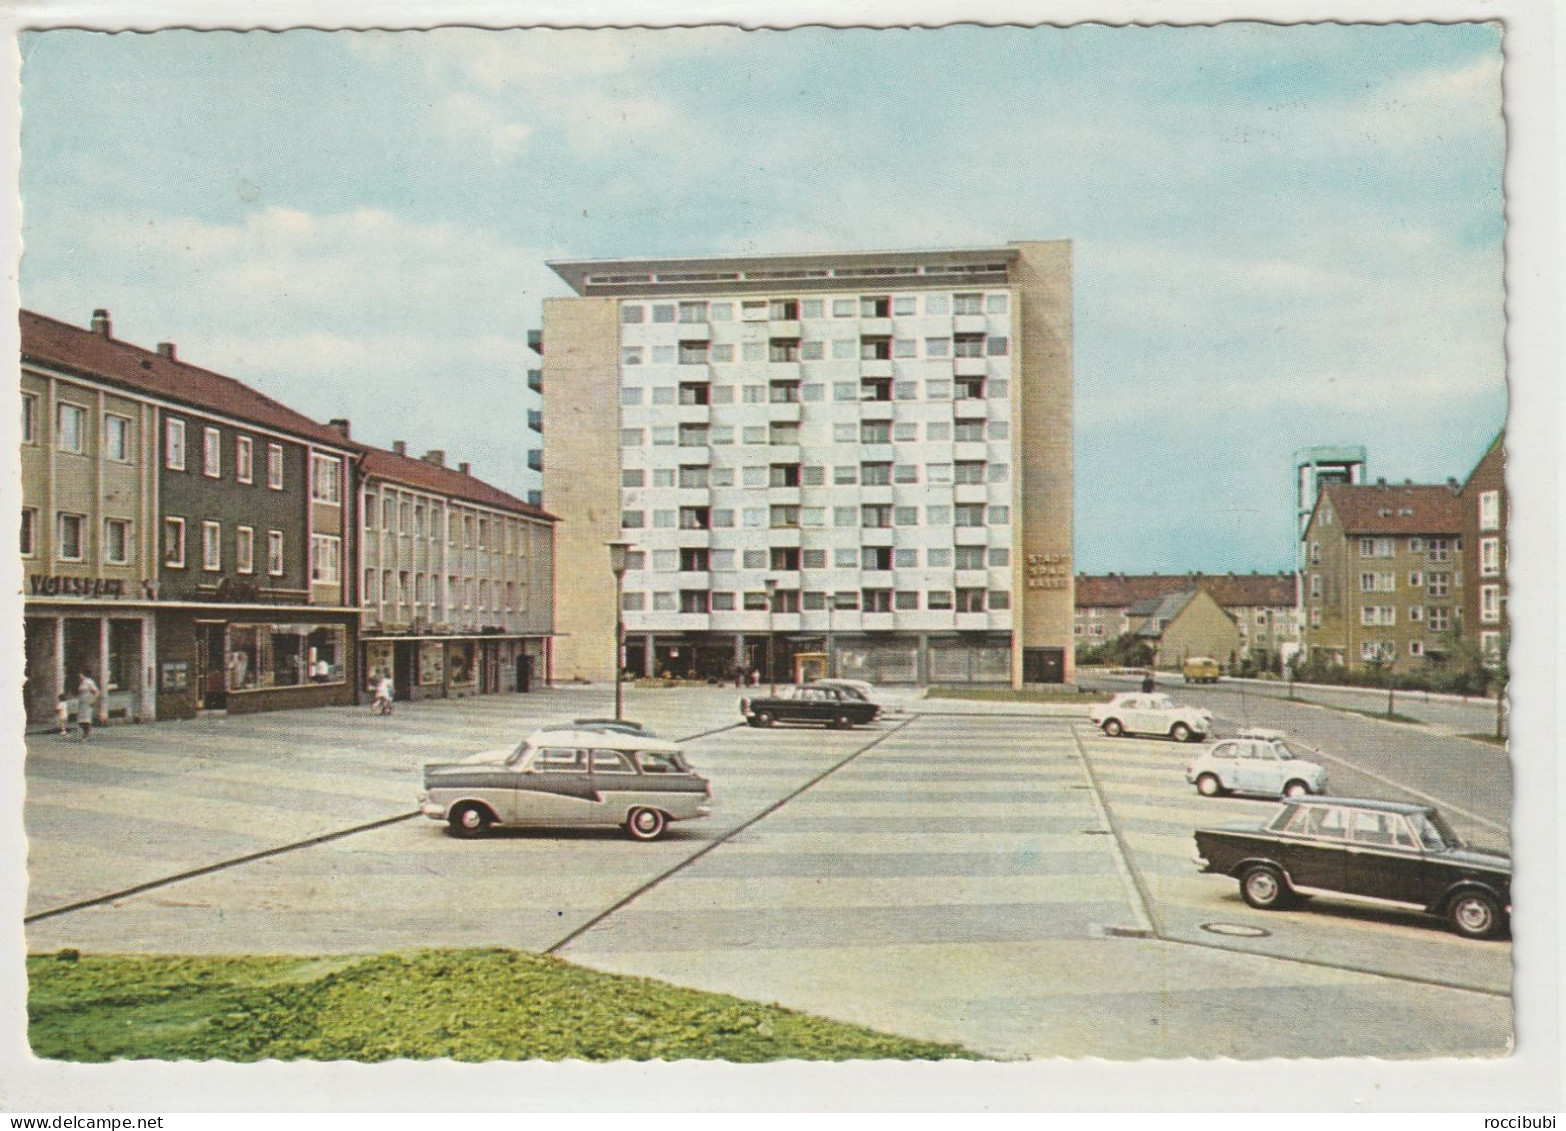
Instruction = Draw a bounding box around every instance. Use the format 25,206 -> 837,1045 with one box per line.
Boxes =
925,686 -> 1107,703
28,948 -> 976,1063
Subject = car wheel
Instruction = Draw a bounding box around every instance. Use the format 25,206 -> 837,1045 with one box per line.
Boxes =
756,711 -> 775,727
448,803 -> 492,839
1102,719 -> 1123,737
1196,773 -> 1224,797
1240,864 -> 1291,910
1170,722 -> 1192,743
1447,890 -> 1504,940
626,807 -> 667,842
1282,779 -> 1311,798
834,714 -> 854,730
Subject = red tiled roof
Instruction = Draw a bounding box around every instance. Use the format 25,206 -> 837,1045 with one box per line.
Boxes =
361,447 -> 555,521
1076,572 -> 1296,610
21,309 -> 354,451
1319,483 -> 1461,536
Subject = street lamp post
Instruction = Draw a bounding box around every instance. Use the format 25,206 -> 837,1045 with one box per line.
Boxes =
764,576 -> 779,696
607,540 -> 633,722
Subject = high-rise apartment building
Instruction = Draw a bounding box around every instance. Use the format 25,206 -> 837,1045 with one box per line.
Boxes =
541,242 -> 1073,687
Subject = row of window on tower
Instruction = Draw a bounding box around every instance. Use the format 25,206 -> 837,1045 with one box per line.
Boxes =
623,588 -> 1011,614
621,292 -> 1010,326
620,502 -> 1010,531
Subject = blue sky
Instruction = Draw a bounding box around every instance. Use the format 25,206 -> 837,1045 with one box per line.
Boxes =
18,23 -> 1506,573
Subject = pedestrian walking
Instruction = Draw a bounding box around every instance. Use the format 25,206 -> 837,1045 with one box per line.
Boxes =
372,671 -> 395,715
75,671 -> 100,740
1141,670 -> 1156,693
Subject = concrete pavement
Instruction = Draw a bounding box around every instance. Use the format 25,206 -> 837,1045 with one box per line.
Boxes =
22,686 -> 1513,1059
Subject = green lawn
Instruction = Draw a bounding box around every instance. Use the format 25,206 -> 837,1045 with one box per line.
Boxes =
28,949 -> 976,1063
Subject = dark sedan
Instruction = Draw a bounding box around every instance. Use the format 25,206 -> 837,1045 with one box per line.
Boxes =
1194,796 -> 1510,939
740,685 -> 880,729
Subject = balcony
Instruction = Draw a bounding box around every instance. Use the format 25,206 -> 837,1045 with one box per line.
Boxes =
953,440 -> 988,461
860,317 -> 893,336
767,486 -> 801,504
677,323 -> 711,340
766,571 -> 801,590
955,612 -> 990,631
768,401 -> 802,424
676,403 -> 711,424
861,611 -> 896,632
767,526 -> 802,548
767,361 -> 802,380
954,356 -> 987,377
954,526 -> 988,545
954,314 -> 988,334
859,358 -> 894,378
859,484 -> 894,505
954,398 -> 988,419
676,445 -> 711,463
860,400 -> 894,420
766,443 -> 801,464
954,483 -> 989,505
771,612 -> 803,633
770,319 -> 801,338
858,442 -> 894,462
676,529 -> 712,548
676,570 -> 711,587
955,568 -> 989,588
860,526 -> 894,545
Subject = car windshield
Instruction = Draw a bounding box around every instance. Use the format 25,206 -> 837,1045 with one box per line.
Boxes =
1412,810 -> 1461,851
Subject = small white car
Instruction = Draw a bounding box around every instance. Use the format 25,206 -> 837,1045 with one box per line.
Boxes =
1185,734 -> 1329,798
1089,693 -> 1212,742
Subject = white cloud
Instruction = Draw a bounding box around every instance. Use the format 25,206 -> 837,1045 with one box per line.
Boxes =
424,91 -> 535,160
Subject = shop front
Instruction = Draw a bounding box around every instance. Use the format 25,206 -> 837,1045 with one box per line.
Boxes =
360,634 -> 550,703
155,608 -> 359,718
22,597 -> 156,725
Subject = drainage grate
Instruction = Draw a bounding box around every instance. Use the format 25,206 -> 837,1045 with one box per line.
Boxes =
1201,921 -> 1272,938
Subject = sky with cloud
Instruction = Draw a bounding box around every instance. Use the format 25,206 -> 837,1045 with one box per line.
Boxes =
18,23 -> 1505,573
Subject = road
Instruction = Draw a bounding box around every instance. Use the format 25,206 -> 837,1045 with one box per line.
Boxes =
21,686 -> 1513,1060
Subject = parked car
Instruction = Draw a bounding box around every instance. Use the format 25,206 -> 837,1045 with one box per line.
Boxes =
1193,796 -> 1511,939
809,678 -> 911,715
420,727 -> 710,841
1088,693 -> 1212,742
1185,734 -> 1329,798
741,684 -> 880,728
1182,657 -> 1221,684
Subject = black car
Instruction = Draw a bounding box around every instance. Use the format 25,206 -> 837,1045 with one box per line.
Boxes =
741,685 -> 881,729
1194,796 -> 1511,939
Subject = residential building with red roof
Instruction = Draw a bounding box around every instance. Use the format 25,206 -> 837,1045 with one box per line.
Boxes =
21,308 -> 361,721
356,440 -> 556,700
1076,571 -> 1299,665
1459,431 -> 1506,666
1300,479 -> 1464,672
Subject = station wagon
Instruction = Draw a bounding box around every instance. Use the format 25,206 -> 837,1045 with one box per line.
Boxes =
420,728 -> 711,841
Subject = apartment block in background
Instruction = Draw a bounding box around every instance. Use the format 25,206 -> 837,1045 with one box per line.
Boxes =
1076,571 -> 1299,667
357,440 -> 556,701
1301,480 -> 1463,672
1459,431 -> 1506,666
540,241 -> 1073,687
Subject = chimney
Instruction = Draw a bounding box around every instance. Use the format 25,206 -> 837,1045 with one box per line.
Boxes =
1404,478 -> 1413,486
156,342 -> 177,360
1376,477 -> 1387,487
459,461 -> 471,476
422,449 -> 446,467
392,440 -> 407,457
1447,476 -> 1459,491
328,418 -> 351,439
90,309 -> 112,337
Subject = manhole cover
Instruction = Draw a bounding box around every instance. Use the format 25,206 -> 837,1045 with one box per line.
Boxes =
1201,922 -> 1271,938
